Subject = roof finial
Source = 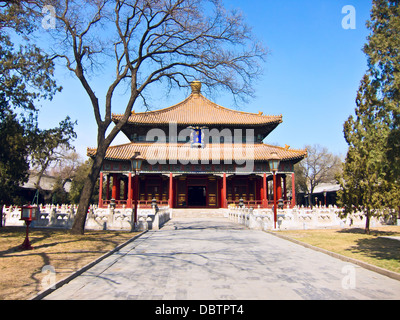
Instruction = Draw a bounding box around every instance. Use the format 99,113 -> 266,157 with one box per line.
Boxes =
190,81 -> 201,95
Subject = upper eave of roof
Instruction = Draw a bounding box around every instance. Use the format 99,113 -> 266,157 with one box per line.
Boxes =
112,92 -> 282,127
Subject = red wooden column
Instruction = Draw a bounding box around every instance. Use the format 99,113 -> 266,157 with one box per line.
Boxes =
169,173 -> 174,208
222,173 -> 227,208
291,173 -> 296,208
98,172 -> 103,208
263,173 -> 267,208
112,173 -> 118,200
257,179 -> 262,204
106,174 -> 110,201
127,172 -> 132,208
276,174 -> 282,200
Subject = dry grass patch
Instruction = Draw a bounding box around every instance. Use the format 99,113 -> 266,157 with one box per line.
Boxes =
0,227 -> 139,300
277,226 -> 400,274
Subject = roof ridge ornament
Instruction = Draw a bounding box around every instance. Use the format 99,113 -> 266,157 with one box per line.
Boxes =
190,81 -> 202,95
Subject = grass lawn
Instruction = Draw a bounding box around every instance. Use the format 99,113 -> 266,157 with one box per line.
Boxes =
0,227 -> 139,300
276,226 -> 400,274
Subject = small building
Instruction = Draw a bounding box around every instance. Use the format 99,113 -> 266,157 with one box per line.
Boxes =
16,172 -> 71,204
88,82 -> 307,209
297,183 -> 340,207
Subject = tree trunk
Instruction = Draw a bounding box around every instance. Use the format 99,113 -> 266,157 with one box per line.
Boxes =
70,150 -> 105,235
365,210 -> 371,235
0,202 -> 3,228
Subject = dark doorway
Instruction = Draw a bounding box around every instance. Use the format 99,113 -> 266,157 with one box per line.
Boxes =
188,186 -> 207,207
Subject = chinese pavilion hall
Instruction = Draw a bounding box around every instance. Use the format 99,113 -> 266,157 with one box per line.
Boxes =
88,81 -> 307,210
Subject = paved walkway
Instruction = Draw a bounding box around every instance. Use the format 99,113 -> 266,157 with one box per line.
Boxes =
44,218 -> 400,300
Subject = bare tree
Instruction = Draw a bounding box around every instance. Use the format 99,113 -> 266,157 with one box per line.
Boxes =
296,144 -> 342,207
29,117 -> 76,195
48,150 -> 82,188
26,0 -> 268,234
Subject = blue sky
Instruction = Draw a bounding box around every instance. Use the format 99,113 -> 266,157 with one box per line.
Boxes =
36,0 -> 373,159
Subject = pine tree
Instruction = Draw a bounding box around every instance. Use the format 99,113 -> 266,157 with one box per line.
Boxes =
363,0 -> 400,184
338,75 -> 394,234
338,0 -> 400,233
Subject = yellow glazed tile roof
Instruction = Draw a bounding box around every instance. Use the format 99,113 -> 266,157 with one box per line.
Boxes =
112,93 -> 282,126
88,143 -> 307,162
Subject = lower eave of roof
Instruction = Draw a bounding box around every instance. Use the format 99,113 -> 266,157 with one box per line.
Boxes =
87,143 -> 307,163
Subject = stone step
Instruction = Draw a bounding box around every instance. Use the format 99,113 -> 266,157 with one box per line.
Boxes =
172,208 -> 227,218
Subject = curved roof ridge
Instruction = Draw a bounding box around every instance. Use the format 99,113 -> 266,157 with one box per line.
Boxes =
133,94 -> 194,116
262,143 -> 308,154
196,94 -> 281,118
111,95 -> 193,121
112,92 -> 282,125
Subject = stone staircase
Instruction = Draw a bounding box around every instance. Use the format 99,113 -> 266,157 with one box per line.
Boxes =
171,208 -> 228,219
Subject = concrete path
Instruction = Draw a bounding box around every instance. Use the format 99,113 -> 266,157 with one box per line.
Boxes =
44,218 -> 400,300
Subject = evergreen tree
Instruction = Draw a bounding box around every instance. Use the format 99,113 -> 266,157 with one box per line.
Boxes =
338,0 -> 400,233
68,159 -> 99,205
338,75 -> 394,234
363,0 -> 400,181
0,95 -> 30,207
